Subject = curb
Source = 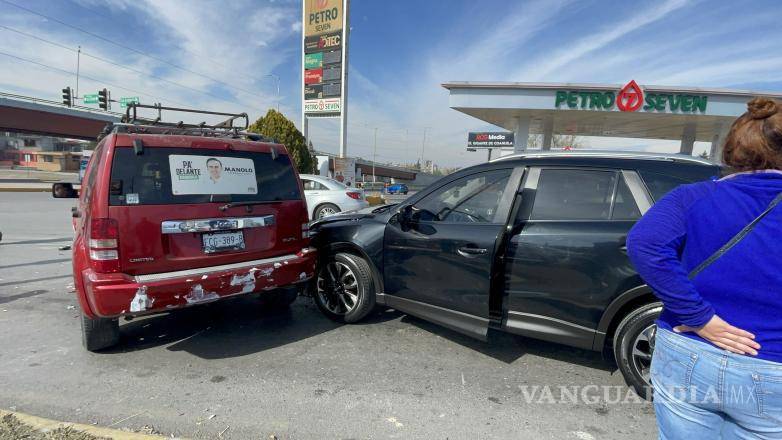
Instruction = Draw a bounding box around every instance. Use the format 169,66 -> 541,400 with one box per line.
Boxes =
0,410 -> 175,439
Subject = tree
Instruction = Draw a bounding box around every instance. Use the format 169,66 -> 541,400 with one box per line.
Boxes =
248,109 -> 315,173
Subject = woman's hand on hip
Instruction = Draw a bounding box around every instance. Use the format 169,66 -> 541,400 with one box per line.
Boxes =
674,315 -> 761,356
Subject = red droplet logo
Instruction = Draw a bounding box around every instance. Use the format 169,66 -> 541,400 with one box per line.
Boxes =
617,80 -> 644,112
316,0 -> 329,9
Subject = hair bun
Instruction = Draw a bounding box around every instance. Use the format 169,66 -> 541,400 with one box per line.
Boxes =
747,97 -> 779,120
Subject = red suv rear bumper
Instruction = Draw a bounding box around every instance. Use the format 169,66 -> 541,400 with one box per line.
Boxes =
80,248 -> 317,318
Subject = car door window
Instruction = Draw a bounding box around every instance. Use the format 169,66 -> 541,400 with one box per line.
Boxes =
414,169 -> 512,223
302,179 -> 327,191
530,169 -> 617,220
638,171 -> 691,201
612,176 -> 641,220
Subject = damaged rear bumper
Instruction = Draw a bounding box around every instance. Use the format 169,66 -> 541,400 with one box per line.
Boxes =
81,248 -> 317,318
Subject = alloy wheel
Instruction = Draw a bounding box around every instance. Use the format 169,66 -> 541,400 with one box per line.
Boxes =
630,323 -> 656,385
317,261 -> 359,315
318,206 -> 338,218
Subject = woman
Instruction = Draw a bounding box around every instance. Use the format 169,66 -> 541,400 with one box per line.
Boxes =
628,97 -> 782,438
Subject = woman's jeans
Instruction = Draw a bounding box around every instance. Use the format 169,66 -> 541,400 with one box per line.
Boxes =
652,328 -> 782,439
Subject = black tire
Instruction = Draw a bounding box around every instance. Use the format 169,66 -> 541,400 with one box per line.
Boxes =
314,253 -> 376,323
259,286 -> 300,310
403,191 -> 408,195
314,203 -> 340,219
81,313 -> 120,352
613,302 -> 662,400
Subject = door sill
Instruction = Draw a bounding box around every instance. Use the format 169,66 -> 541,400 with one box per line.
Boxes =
503,311 -> 596,350
377,293 -> 488,341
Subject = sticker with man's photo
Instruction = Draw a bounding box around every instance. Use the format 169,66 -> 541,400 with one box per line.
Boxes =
168,155 -> 257,195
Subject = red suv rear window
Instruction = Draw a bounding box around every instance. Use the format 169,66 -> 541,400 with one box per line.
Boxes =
108,147 -> 301,206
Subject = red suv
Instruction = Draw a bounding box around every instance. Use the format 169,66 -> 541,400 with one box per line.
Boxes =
54,106 -> 316,351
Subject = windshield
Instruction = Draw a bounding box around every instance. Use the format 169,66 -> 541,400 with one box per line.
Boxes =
108,147 -> 301,206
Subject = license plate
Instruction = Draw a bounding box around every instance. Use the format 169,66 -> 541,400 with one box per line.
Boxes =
202,231 -> 245,253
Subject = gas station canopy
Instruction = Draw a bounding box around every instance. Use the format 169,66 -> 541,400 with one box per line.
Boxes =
442,81 -> 782,158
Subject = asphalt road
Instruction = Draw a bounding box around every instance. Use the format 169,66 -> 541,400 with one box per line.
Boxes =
0,193 -> 657,439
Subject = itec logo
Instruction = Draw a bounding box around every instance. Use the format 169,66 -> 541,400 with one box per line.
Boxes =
616,80 -> 644,112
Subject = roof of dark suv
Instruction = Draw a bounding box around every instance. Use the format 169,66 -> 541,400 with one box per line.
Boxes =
450,150 -> 723,180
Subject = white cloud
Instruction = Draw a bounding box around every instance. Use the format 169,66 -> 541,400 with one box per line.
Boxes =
513,0 -> 691,81
0,0 -> 301,124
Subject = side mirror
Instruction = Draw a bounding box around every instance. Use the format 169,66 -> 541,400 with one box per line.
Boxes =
52,182 -> 78,198
398,204 -> 414,226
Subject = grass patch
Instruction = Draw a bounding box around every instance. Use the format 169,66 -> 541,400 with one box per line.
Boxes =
0,413 -> 109,440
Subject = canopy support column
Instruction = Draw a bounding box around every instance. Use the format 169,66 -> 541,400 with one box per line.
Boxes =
542,117 -> 554,150
512,116 -> 530,154
679,124 -> 696,155
710,124 -> 731,163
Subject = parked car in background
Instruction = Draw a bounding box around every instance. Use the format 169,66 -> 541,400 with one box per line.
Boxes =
53,105 -> 317,351
309,151 -> 721,399
300,174 -> 369,219
360,181 -> 386,193
386,183 -> 409,195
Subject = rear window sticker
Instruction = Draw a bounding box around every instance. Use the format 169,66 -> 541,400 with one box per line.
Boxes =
169,155 -> 258,196
126,193 -> 140,204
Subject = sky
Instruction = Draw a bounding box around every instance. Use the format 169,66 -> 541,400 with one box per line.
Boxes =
1,0 -> 781,168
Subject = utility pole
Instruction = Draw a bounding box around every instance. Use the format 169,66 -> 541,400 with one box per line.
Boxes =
266,74 -> 280,112
404,128 -> 409,166
75,45 -> 81,100
420,127 -> 429,173
372,127 -> 378,183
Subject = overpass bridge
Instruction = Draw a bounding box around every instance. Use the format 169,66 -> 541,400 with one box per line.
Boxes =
0,93 -> 121,140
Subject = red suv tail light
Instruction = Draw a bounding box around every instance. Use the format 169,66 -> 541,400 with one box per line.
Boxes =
346,191 -> 361,200
89,218 -> 120,273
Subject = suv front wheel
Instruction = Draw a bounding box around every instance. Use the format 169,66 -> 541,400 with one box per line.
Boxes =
613,302 -> 662,400
314,253 -> 375,323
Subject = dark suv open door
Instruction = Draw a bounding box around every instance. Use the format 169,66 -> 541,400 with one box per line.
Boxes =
503,167 -> 652,349
382,167 -> 522,340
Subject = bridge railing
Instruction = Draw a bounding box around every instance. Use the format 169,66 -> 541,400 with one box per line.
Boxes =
0,91 -> 124,117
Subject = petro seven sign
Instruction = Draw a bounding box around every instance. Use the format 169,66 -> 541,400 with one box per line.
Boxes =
554,80 -> 709,113
303,0 -> 345,117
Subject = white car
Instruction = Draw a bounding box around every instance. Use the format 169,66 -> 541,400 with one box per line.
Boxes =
299,174 -> 370,220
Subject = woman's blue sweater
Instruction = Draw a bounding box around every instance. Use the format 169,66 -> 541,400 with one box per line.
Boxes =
628,171 -> 782,363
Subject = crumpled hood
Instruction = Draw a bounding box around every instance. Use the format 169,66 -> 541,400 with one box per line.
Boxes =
309,211 -> 373,228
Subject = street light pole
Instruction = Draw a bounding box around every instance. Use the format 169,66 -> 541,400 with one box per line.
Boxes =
265,74 -> 280,112
373,127 -> 378,183
75,45 -> 81,100
420,127 -> 429,173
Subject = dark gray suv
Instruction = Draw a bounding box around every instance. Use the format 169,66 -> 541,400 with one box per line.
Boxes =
309,151 -> 721,399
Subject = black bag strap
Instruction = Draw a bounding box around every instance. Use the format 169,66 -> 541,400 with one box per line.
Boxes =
689,192 -> 782,279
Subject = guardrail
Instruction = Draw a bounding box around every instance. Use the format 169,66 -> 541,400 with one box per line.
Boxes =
0,91 -> 124,117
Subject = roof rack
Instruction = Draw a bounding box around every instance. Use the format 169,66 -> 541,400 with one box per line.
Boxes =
489,150 -> 716,166
124,103 -> 249,130
97,103 -> 274,142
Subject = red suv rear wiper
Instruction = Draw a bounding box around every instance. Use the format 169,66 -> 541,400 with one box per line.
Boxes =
219,200 -> 283,211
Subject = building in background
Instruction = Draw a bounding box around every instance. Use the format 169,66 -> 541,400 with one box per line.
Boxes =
1,132 -> 89,171
315,152 -> 442,189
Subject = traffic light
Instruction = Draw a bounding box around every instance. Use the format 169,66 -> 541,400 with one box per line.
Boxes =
98,88 -> 109,110
62,87 -> 72,107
